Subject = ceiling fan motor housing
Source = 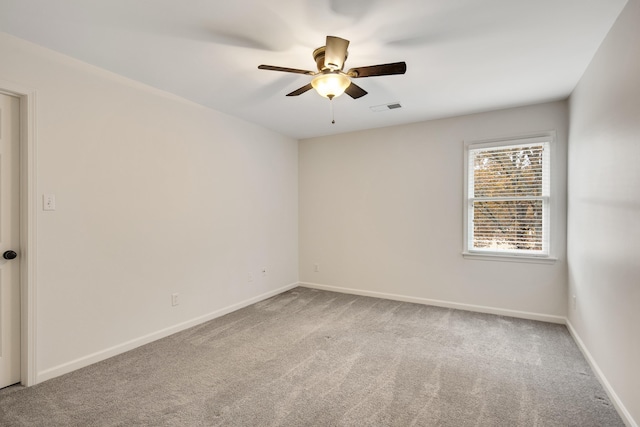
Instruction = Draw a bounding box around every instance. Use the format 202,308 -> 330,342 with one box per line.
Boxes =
313,46 -> 348,71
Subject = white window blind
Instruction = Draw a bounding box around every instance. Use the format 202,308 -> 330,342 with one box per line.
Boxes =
467,140 -> 550,256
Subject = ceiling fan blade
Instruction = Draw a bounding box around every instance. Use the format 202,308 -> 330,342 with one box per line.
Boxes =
344,82 -> 368,99
347,62 -> 407,78
286,83 -> 314,97
324,36 -> 350,70
258,65 -> 315,75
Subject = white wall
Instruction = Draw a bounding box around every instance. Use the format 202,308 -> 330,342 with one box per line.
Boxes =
0,33 -> 299,382
300,101 -> 568,320
567,0 -> 640,424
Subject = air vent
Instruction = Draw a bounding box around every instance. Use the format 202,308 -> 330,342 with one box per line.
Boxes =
370,102 -> 402,112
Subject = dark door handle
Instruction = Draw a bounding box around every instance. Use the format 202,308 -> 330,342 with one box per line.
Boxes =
3,250 -> 17,260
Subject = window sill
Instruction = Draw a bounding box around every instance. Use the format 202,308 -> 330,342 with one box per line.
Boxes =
462,252 -> 558,264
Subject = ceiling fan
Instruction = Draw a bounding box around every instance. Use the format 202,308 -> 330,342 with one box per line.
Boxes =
258,36 -> 407,100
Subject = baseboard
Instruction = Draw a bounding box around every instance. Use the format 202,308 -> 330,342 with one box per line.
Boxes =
565,320 -> 637,427
299,282 -> 566,324
36,282 -> 298,384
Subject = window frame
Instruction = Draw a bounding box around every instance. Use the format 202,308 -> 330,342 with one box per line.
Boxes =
462,132 -> 557,264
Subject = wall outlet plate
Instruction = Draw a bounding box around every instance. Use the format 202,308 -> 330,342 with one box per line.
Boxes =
43,193 -> 56,211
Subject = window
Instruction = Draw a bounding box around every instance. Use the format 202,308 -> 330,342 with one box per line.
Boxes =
463,133 -> 554,261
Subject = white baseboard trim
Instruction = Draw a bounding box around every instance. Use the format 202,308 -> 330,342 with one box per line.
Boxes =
36,282 -> 298,384
299,282 -> 566,324
565,320 -> 637,427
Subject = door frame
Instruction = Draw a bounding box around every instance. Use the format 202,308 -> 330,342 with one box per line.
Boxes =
0,80 -> 37,386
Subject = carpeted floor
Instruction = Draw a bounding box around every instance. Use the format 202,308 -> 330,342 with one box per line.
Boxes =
0,287 -> 624,426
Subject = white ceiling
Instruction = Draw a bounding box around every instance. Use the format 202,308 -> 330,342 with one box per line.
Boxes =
0,0 -> 627,139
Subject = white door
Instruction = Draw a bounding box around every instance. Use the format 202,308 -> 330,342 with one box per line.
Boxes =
0,92 -> 20,389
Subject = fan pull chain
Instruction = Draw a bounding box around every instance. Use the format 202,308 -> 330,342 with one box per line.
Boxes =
329,97 -> 335,124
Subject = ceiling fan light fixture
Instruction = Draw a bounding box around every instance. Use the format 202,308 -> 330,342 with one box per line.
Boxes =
311,72 -> 351,99
258,35 -> 406,103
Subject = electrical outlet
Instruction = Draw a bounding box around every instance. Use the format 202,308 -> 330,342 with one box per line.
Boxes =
314,263 -> 320,272
43,194 -> 56,211
248,272 -> 254,282
171,293 -> 179,306
261,267 -> 267,276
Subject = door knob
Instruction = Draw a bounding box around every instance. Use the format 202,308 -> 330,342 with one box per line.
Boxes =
3,250 -> 17,260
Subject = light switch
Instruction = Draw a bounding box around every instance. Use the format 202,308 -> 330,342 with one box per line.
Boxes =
43,194 -> 56,211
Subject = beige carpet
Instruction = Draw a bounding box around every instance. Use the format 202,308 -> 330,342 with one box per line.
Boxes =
0,287 -> 624,426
